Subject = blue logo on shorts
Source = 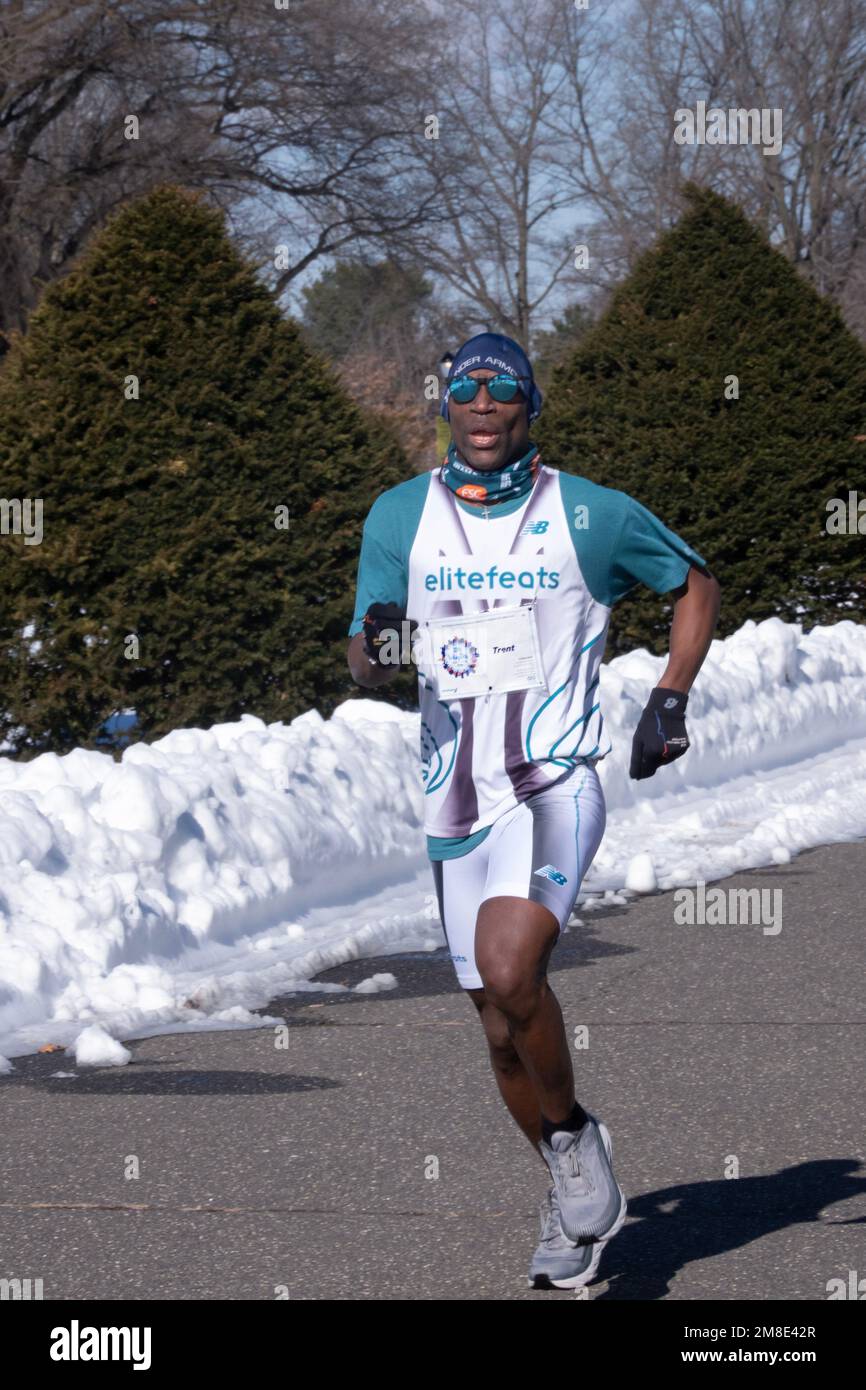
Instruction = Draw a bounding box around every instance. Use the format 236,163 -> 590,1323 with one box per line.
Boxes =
535,863 -> 568,886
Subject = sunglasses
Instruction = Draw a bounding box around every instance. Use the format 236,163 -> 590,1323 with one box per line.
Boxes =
447,373 -> 528,405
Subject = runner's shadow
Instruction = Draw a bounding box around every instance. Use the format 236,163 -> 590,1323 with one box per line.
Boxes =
593,1159 -> 866,1299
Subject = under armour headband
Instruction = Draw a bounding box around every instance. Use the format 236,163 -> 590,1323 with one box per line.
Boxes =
440,332 -> 543,423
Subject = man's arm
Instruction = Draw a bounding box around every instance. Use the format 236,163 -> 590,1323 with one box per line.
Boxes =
346,631 -> 402,689
629,564 -> 720,781
657,565 -> 721,692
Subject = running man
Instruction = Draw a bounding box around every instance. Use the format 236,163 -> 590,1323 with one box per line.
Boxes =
346,333 -> 720,1289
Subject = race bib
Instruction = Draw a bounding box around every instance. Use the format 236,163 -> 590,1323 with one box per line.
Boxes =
421,603 -> 547,700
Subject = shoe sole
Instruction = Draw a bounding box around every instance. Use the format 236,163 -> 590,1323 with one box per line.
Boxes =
533,1239 -> 603,1290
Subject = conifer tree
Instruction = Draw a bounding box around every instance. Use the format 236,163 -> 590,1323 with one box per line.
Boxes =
537,185 -> 866,657
0,186 -> 410,755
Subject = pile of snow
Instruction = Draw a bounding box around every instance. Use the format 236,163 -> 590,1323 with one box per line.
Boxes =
1,615 -> 866,1063
72,1024 -> 131,1067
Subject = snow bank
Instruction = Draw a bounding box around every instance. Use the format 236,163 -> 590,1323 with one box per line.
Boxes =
1,616 -> 865,1060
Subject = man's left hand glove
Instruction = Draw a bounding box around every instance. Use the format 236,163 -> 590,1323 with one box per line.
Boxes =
629,686 -> 690,781
362,602 -> 417,666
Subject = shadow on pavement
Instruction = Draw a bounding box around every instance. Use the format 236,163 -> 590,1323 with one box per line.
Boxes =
594,1158 -> 866,1299
267,905 -> 635,1015
0,1067 -> 339,1096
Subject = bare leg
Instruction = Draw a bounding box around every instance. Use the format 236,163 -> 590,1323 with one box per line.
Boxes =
466,986 -> 548,1166
473,896 -> 576,1125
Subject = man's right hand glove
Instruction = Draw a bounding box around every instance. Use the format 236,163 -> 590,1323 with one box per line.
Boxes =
629,686 -> 690,780
362,602 -> 417,666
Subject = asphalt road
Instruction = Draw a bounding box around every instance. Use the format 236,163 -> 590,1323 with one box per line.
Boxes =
1,839 -> 864,1301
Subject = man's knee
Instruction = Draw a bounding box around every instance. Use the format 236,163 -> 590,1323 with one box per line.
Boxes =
474,897 -> 558,1017
478,964 -> 544,1024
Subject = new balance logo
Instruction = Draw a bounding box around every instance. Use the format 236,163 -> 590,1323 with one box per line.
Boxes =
520,520 -> 549,535
535,863 -> 568,886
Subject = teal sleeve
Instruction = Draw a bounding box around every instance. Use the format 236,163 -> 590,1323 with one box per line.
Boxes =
560,473 -> 706,607
608,496 -> 707,604
347,475 -> 431,637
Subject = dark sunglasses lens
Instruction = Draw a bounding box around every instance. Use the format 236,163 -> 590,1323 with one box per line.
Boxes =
449,376 -> 478,403
488,376 -> 520,402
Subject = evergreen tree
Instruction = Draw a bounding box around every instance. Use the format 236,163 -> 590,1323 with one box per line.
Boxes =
0,186 -> 411,755
536,185 -> 866,657
301,257 -> 433,363
532,302 -> 594,390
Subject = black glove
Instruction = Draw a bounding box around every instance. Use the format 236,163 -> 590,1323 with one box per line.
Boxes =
629,686 -> 690,780
361,602 -> 417,667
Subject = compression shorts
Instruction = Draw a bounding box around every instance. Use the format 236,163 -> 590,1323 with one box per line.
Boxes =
429,762 -> 606,990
